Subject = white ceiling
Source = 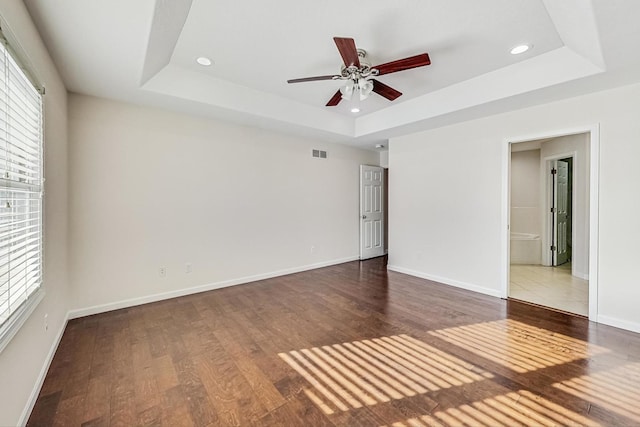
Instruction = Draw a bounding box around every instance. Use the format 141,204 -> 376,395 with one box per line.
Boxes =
23,0 -> 640,149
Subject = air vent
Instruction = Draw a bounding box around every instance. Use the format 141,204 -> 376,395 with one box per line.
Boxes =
312,149 -> 327,159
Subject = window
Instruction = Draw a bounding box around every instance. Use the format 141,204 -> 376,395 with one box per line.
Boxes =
0,33 -> 44,351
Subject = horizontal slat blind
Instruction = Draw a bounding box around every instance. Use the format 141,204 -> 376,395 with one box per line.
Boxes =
0,37 -> 43,329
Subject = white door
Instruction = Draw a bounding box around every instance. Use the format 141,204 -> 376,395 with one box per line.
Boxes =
552,160 -> 570,266
360,165 -> 385,260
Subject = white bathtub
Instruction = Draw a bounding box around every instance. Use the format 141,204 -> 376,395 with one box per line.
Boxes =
510,232 -> 541,265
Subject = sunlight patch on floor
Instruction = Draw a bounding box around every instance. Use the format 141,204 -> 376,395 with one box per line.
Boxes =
428,319 -> 609,373
278,334 -> 493,414
553,362 -> 640,423
384,390 -> 600,427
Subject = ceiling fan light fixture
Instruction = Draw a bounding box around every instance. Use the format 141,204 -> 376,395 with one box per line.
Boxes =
196,56 -> 212,66
510,44 -> 530,55
359,79 -> 374,100
340,79 -> 355,100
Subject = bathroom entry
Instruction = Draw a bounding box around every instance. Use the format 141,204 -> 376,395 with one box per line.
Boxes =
508,134 -> 589,317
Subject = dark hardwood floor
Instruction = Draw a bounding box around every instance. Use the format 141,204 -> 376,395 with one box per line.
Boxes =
28,257 -> 640,426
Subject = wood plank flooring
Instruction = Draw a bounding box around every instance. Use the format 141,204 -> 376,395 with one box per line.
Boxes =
28,257 -> 640,426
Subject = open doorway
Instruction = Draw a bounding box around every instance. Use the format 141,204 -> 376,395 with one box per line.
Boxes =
507,133 -> 590,317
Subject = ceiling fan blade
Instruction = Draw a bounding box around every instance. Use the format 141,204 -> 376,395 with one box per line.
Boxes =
287,75 -> 337,84
373,53 -> 431,76
334,37 -> 361,68
326,90 -> 343,106
372,79 -> 402,101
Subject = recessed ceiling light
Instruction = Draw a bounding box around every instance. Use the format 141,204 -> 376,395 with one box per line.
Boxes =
510,44 -> 530,55
351,107 -> 360,113
196,56 -> 212,66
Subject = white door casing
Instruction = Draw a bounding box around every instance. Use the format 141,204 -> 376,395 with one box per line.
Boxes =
360,165 -> 385,260
502,126 -> 599,322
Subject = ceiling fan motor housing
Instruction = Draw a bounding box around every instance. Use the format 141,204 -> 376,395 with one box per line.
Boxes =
340,49 -> 378,80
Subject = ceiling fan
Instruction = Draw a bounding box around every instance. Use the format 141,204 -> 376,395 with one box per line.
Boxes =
287,37 -> 431,107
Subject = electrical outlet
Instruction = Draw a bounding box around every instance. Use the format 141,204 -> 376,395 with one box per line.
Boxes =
159,266 -> 167,278
44,314 -> 48,331
310,245 -> 315,254
185,263 -> 192,274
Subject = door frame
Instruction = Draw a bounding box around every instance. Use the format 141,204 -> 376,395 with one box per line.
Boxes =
501,125 -> 599,321
542,152 -> 576,269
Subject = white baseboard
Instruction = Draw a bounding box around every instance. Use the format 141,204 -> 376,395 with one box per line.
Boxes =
597,314 -> 640,334
18,311 -> 70,427
68,256 -> 359,319
387,265 -> 503,299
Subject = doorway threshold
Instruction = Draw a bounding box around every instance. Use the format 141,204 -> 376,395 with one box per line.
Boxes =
508,297 -> 587,319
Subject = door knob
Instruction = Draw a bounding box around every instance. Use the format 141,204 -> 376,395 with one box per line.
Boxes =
362,215 -> 367,219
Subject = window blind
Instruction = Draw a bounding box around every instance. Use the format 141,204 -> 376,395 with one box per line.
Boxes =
0,37 -> 43,333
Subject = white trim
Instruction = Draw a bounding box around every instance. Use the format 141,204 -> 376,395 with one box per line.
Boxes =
68,256 -> 358,319
387,265 -> 503,299
500,140 -> 511,299
501,124 -> 600,322
597,315 -> 640,334
18,310 -> 69,427
505,126 -> 599,145
588,125 -> 600,321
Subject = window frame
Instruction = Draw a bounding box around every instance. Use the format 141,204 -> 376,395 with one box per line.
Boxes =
0,25 -> 45,353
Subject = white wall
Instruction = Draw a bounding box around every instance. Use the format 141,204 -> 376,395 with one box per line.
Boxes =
380,150 -> 389,168
68,94 -> 378,314
0,2 -> 69,426
510,149 -> 541,235
389,82 -> 640,332
540,134 -> 589,278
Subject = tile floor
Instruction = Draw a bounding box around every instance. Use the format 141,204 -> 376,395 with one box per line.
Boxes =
509,263 -> 588,316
